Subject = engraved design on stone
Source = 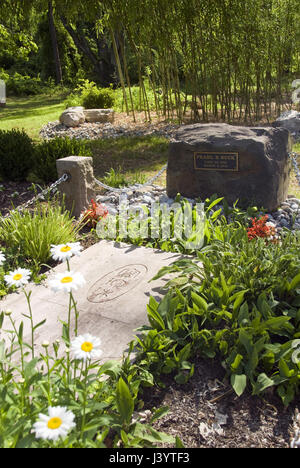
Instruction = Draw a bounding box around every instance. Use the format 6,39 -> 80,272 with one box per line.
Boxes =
87,264 -> 148,303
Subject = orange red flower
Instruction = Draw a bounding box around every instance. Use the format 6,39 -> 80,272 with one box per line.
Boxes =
247,215 -> 278,242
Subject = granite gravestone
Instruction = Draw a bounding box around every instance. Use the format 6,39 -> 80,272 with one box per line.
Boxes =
0,80 -> 6,108
167,123 -> 291,211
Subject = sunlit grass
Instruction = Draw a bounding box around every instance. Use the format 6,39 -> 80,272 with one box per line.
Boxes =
0,93 -> 67,140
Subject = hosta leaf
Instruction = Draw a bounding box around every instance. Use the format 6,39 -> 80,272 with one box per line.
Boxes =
231,374 -> 247,396
116,378 -> 134,425
231,353 -> 243,371
191,291 -> 208,311
290,272 -> 300,291
252,373 -> 274,394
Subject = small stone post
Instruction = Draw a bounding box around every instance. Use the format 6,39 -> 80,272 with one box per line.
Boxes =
56,156 -> 96,217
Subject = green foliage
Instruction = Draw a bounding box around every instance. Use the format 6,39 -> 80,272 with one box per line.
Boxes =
2,0 -> 300,121
0,5 -> 37,70
134,226 -> 300,405
35,14 -> 83,86
0,70 -> 54,96
0,129 -> 34,180
82,86 -> 115,110
113,80 -> 166,113
65,80 -> 115,109
0,201 -> 80,268
98,195 -> 225,254
32,137 -> 92,183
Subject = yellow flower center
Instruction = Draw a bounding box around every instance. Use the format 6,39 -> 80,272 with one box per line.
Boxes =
47,417 -> 62,430
60,245 -> 72,253
61,276 -> 73,284
81,341 -> 93,353
13,274 -> 22,281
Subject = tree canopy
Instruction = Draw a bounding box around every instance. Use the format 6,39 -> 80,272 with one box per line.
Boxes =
0,0 -> 299,121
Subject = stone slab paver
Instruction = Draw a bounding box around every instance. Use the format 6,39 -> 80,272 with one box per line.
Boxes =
0,240 -> 182,360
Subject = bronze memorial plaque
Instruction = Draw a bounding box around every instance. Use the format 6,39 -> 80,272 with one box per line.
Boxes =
194,152 -> 239,171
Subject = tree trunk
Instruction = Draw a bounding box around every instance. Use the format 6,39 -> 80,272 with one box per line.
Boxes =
48,0 -> 63,84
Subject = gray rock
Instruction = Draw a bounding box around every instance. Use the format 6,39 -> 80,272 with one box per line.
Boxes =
143,195 -> 154,204
167,123 -> 292,211
287,197 -> 300,204
272,110 -> 300,142
83,109 -> 115,124
59,107 -> 85,127
280,219 -> 290,227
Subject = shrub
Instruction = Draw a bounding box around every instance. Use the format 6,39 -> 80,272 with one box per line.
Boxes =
33,137 -> 92,183
65,80 -> 115,110
0,70 -> 53,96
0,129 -> 35,180
81,86 -> 115,109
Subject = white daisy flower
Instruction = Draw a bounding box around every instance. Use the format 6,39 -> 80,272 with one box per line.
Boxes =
0,251 -> 6,266
4,268 -> 31,288
49,271 -> 86,293
50,242 -> 82,262
32,406 -> 76,441
71,333 -> 103,361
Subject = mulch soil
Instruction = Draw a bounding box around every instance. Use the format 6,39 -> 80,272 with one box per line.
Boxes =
0,181 -> 38,217
141,357 -> 298,449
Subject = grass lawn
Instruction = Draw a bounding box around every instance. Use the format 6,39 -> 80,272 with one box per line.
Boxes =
90,135 -> 169,187
0,92 -> 67,140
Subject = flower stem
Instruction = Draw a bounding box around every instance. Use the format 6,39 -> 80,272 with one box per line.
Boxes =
23,289 -> 35,358
80,359 -> 89,440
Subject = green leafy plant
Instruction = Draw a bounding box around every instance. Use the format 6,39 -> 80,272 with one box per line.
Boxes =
101,167 -> 146,189
133,226 -> 300,405
0,201 -> 81,268
0,71 -> 54,96
65,80 -> 115,109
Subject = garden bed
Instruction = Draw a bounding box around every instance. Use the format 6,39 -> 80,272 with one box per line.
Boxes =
142,357 -> 298,448
0,181 -> 37,217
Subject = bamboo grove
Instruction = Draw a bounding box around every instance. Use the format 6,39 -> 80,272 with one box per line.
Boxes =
100,0 -> 300,123
4,0 -> 300,123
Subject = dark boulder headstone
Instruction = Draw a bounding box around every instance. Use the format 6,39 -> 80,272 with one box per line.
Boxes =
167,123 -> 291,211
